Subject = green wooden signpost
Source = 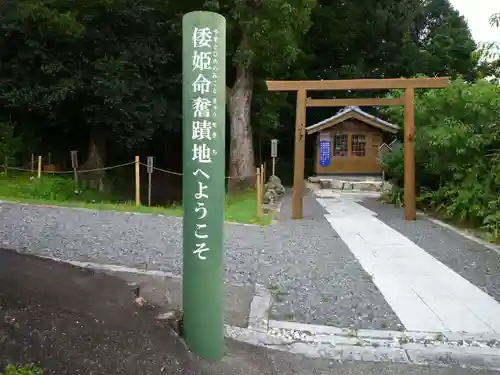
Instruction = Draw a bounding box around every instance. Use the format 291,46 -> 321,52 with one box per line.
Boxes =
182,11 -> 226,360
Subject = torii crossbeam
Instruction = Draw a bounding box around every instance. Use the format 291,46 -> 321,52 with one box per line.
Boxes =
266,77 -> 450,221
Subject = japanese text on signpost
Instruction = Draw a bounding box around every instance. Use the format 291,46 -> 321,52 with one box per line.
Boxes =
182,11 -> 226,360
190,25 -> 221,260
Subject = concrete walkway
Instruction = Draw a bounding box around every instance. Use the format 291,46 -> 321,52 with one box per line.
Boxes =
316,192 -> 500,333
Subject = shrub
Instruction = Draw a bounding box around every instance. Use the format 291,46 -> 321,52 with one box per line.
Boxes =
380,78 -> 500,241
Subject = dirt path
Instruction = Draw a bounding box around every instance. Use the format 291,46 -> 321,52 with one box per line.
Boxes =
0,248 -> 188,374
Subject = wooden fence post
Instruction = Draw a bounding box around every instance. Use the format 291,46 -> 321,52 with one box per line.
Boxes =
37,156 -> 42,178
256,167 -> 262,217
135,156 -> 140,206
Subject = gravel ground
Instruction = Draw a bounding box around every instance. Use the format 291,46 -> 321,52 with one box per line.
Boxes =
0,198 -> 401,330
359,198 -> 500,304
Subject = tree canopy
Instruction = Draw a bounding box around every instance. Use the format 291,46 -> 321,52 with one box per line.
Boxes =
0,0 -> 482,186
0,0 -> 180,167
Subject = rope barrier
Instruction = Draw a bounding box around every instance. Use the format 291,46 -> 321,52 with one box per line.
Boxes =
1,166 -> 34,172
138,162 -> 183,176
138,161 -> 257,179
0,161 -> 135,174
226,174 -> 257,180
1,158 -> 266,217
1,160 -> 259,180
50,161 -> 136,174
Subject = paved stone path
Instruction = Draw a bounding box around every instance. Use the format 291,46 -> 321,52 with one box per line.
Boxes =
317,191 -> 500,333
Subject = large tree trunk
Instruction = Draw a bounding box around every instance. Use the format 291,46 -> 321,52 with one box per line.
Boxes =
227,62 -> 256,192
80,128 -> 106,192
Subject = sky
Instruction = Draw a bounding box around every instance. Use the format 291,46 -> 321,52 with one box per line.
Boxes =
450,0 -> 500,44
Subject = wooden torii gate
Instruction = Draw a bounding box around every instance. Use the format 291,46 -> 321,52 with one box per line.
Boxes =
265,77 -> 450,221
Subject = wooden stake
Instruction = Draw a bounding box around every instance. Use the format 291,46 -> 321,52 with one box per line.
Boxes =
135,156 -> 140,206
31,154 -> 34,174
260,164 -> 264,191
263,162 -> 266,185
292,89 -> 307,219
261,164 -> 265,201
37,156 -> 42,178
148,173 -> 152,207
256,167 -> 262,217
404,87 -> 416,220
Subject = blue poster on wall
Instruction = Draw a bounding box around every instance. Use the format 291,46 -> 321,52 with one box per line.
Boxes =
319,134 -> 331,167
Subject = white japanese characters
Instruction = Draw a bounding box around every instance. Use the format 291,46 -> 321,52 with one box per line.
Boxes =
192,120 -> 213,141
192,27 -> 213,48
191,26 -> 219,260
192,97 -> 211,118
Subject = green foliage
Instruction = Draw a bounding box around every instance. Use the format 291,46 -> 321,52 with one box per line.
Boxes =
200,0 -> 316,163
0,0 -> 181,152
380,185 -> 404,208
475,12 -> 500,82
484,212 -> 500,241
224,188 -> 272,224
379,146 -> 404,185
0,118 -> 24,160
0,0 -> 485,192
381,79 -> 500,242
0,364 -> 43,375
305,0 -> 476,82
411,0 -> 477,79
201,0 -> 315,76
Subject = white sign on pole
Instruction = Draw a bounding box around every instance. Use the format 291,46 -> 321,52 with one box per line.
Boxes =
147,156 -> 154,174
70,150 -> 78,169
146,156 -> 154,206
271,139 -> 278,158
270,139 -> 278,176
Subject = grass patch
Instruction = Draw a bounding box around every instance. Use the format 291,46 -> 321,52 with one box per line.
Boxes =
0,173 -> 273,225
1,364 -> 43,375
